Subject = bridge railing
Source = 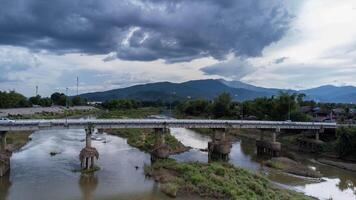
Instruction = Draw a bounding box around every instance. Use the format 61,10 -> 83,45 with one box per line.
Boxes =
0,119 -> 337,131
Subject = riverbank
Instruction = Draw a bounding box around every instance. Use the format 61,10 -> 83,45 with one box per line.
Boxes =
144,159 -> 312,199
97,107 -> 162,119
2,106 -> 99,119
105,129 -> 189,154
5,131 -> 32,152
265,157 -> 322,178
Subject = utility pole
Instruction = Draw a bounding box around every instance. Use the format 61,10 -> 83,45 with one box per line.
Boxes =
288,99 -> 291,121
35,85 -> 38,96
76,76 -> 79,96
169,92 -> 176,116
65,87 -> 68,125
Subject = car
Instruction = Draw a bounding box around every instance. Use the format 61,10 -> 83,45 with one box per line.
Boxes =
0,117 -> 14,123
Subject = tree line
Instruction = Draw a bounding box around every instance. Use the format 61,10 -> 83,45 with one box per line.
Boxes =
176,92 -> 312,121
0,91 -> 87,108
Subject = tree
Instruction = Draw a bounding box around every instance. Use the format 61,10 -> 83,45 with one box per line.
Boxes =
212,93 -> 232,118
72,96 -> 86,106
51,92 -> 67,106
0,90 -> 30,108
29,95 -> 42,105
336,127 -> 356,158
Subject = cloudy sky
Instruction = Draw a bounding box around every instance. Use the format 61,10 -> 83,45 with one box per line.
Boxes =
0,0 -> 355,96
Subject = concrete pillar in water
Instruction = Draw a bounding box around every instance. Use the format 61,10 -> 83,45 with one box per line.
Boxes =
315,131 -> 320,141
151,128 -> 170,160
208,128 -> 232,161
316,127 -> 323,141
256,128 -> 281,157
79,126 -> 99,170
0,132 -> 11,177
85,128 -> 92,148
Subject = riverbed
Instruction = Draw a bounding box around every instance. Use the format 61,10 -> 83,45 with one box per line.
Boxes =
1,127 -> 355,200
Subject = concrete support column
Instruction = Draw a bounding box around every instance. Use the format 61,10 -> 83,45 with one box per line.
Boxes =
273,128 -> 280,143
85,128 -> 93,148
316,128 -> 323,141
315,132 -> 320,141
151,128 -> 170,160
272,132 -> 276,143
208,128 -> 232,162
0,131 -> 7,151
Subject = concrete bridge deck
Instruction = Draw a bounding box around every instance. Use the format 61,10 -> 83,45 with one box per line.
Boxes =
0,119 -> 337,131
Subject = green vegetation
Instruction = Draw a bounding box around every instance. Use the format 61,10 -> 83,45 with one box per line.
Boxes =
8,108 -> 99,120
0,90 -> 88,108
98,107 -> 161,119
335,126 -> 356,159
145,159 -> 311,199
0,91 -> 30,108
176,92 -> 311,121
5,131 -> 32,151
106,128 -> 187,153
101,99 -> 140,110
265,157 -> 321,178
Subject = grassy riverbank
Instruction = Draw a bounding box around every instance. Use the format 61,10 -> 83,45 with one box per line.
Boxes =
5,131 -> 32,151
98,107 -> 162,119
7,108 -> 100,120
145,159 -> 312,199
105,129 -> 188,154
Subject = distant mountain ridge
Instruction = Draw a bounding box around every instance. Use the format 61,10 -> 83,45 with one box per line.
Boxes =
79,79 -> 356,103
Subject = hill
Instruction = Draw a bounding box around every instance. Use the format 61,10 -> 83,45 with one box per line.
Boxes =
80,79 -> 270,102
79,79 -> 356,103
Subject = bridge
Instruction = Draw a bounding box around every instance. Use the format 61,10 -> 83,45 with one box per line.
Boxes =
0,119 -> 337,131
0,119 -> 339,176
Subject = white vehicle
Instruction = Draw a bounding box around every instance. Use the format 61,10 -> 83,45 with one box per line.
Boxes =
0,117 -> 14,122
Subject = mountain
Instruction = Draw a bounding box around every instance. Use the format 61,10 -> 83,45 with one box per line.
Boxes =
80,79 -> 270,102
219,79 -> 294,96
79,79 -> 356,103
301,85 -> 356,103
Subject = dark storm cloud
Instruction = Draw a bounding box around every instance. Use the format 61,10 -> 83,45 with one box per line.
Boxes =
0,0 -> 291,62
201,57 -> 255,80
274,57 -> 288,64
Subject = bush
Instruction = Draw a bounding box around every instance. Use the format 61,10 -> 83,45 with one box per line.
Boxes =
336,126 -> 356,157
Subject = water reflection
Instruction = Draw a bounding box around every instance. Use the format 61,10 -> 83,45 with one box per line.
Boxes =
1,126 -> 355,200
79,173 -> 98,200
169,128 -> 356,200
0,173 -> 11,200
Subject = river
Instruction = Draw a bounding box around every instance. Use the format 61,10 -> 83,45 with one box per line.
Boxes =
0,127 -> 355,200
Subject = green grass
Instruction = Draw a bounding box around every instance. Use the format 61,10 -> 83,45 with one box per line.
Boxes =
5,131 -> 32,151
265,160 -> 285,170
8,109 -> 100,120
107,128 -> 187,153
145,159 -> 312,200
98,107 -> 161,119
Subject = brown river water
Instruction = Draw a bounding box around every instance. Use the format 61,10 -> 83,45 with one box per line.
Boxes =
0,126 -> 355,200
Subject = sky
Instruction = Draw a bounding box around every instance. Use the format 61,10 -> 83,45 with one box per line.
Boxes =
0,0 -> 356,96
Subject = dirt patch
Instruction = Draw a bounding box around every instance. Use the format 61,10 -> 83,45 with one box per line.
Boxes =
265,157 -> 322,178
317,158 -> 356,172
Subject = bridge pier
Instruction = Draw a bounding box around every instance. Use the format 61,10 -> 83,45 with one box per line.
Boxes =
0,132 -> 11,177
151,128 -> 170,161
297,129 -> 324,153
256,129 -> 281,157
79,127 -> 99,170
208,128 -> 232,161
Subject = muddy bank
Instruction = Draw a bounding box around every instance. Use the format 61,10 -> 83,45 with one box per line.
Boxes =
317,158 -> 356,172
265,157 -> 322,178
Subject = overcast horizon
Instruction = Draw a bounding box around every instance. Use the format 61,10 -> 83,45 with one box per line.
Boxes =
1,0 -> 356,96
